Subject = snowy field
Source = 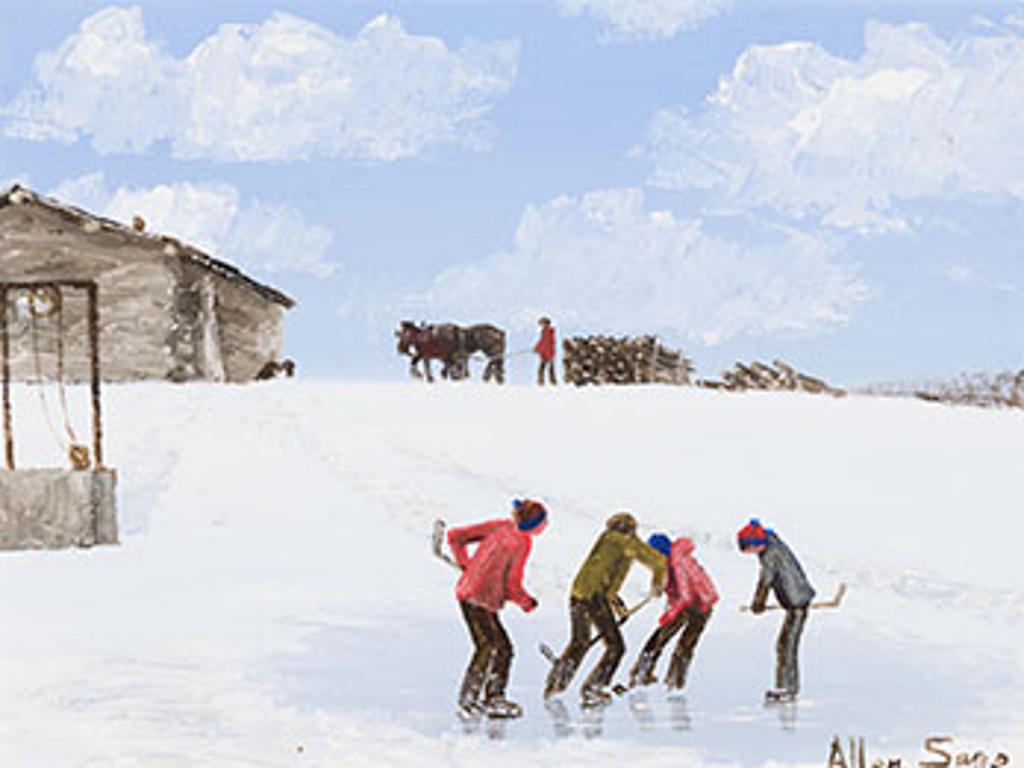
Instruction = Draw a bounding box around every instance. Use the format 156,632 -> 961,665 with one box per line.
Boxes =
0,380 -> 1020,767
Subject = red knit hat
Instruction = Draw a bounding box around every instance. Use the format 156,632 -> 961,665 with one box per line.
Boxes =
737,518 -> 769,550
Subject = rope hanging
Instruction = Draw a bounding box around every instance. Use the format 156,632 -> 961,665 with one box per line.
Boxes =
26,287 -> 89,470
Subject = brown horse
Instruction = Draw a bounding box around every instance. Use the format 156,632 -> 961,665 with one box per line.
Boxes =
395,321 -> 506,383
395,321 -> 465,382
461,323 -> 506,383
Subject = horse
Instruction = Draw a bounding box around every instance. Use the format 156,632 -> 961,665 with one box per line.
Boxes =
395,321 -> 465,382
460,323 -> 506,383
395,321 -> 506,383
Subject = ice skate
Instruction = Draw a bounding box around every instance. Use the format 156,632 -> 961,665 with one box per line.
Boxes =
628,652 -> 658,688
580,685 -> 613,708
484,696 -> 523,719
456,699 -> 485,720
543,668 -> 567,701
764,688 -> 798,704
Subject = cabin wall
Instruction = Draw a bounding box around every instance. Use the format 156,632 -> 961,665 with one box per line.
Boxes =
214,276 -> 284,382
0,203 -> 176,382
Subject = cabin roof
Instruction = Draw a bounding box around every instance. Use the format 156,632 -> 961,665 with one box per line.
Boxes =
0,185 -> 295,309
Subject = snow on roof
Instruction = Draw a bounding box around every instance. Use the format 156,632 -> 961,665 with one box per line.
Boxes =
0,184 -> 295,309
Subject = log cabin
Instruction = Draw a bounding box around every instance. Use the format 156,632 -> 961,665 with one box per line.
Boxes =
0,185 -> 294,383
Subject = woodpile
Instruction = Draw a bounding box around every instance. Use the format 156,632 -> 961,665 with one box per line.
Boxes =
697,358 -> 846,397
857,369 -> 1024,409
562,335 -> 694,386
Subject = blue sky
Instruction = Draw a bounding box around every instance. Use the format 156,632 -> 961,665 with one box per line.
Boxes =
2,1 -> 1023,384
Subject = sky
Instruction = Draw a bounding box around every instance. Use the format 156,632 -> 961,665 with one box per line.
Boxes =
2,0 -> 1024,384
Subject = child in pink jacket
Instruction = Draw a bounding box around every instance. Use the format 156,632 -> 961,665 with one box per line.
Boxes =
628,533 -> 718,690
446,499 -> 547,718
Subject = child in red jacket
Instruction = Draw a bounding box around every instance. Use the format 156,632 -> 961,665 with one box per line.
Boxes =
534,316 -> 557,385
628,533 -> 718,691
447,499 -> 547,718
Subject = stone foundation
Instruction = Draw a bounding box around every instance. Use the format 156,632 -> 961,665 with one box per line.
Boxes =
0,469 -> 117,549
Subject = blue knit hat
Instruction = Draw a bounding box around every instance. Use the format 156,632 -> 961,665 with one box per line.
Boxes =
515,499 -> 548,532
647,533 -> 672,558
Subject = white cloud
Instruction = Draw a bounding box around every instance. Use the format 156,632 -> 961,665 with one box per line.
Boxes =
638,21 -> 1024,232
419,188 -> 867,346
556,0 -> 730,41
4,7 -> 518,162
50,173 -> 336,278
228,203 -> 335,278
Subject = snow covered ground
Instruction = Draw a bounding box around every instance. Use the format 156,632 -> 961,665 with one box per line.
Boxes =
0,380 -> 1020,767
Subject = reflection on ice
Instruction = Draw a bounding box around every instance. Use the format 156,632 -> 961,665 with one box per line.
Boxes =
765,697 -> 798,731
667,694 -> 691,731
628,690 -> 656,731
261,617 -> 1021,767
544,698 -> 572,739
580,700 -> 607,739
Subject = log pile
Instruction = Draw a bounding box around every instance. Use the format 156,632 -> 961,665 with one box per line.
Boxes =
697,359 -> 846,397
857,369 -> 1024,409
562,335 -> 694,386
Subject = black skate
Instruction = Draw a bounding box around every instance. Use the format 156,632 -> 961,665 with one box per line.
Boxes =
764,688 -> 798,704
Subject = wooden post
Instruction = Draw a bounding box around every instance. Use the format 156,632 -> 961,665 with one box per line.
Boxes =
87,283 -> 103,468
1,286 -> 11,470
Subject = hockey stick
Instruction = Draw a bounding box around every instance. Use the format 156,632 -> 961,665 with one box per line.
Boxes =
538,592 -> 655,664
431,518 -> 459,569
740,582 -> 847,613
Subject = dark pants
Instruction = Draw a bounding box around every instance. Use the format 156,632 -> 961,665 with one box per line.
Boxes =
637,607 -> 711,686
537,358 -> 556,385
545,595 -> 621,695
776,607 -> 808,694
459,601 -> 512,705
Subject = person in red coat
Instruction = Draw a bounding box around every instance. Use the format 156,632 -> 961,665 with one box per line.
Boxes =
628,533 -> 718,691
446,499 -> 547,718
534,316 -> 557,385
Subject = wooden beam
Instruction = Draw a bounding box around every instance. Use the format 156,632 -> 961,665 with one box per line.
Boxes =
87,283 -> 103,468
1,286 -> 12,470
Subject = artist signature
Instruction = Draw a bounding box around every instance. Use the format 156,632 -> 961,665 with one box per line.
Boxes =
828,735 -> 1011,768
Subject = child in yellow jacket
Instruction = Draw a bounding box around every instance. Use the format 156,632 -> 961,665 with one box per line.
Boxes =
544,512 -> 666,706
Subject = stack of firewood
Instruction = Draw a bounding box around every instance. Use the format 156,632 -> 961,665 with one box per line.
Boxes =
697,359 -> 846,397
858,369 -> 1024,409
562,335 -> 694,386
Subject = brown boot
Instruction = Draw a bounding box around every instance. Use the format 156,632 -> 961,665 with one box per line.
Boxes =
629,652 -> 658,688
665,654 -> 691,691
